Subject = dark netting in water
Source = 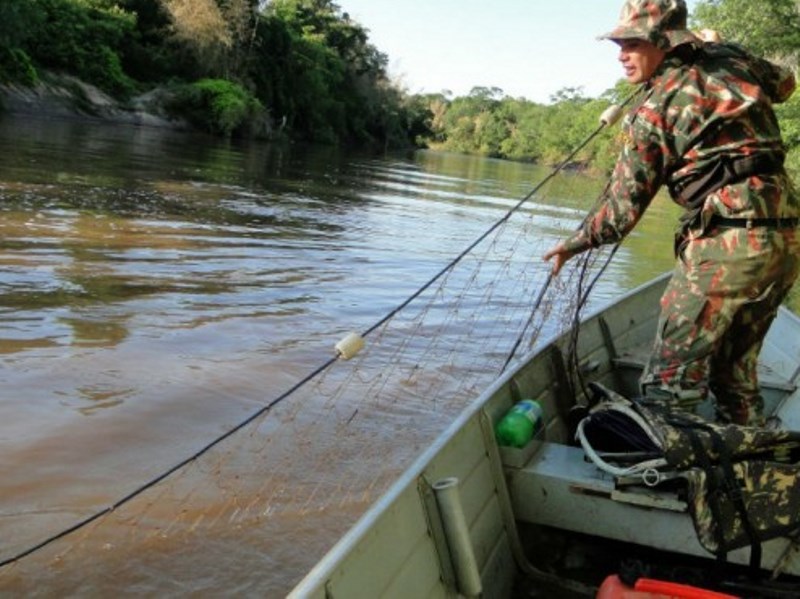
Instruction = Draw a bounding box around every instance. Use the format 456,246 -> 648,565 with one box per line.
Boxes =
0,161 -> 617,594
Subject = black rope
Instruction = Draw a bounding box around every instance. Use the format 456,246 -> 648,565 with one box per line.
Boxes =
362,104 -> 615,341
0,89 -> 644,570
566,243 -> 620,399
500,87 -> 643,373
500,272 -> 553,372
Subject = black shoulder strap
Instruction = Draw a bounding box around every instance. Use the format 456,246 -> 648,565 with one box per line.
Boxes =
686,428 -> 731,562
708,427 -> 763,575
679,419 -> 763,573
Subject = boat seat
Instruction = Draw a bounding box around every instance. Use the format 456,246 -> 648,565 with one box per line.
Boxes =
613,346 -> 795,392
504,440 -> 800,574
611,344 -> 651,372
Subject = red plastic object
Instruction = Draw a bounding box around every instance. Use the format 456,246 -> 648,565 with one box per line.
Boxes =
596,575 -> 740,599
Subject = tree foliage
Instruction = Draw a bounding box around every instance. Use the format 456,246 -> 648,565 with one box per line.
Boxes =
159,0 -> 259,79
9,0 -> 137,96
3,0 -> 800,165
261,0 -> 399,145
693,0 -> 800,64
422,86 -> 622,170
0,0 -> 414,148
693,0 -> 800,172
169,78 -> 265,137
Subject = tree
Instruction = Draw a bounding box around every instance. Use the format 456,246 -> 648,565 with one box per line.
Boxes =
159,0 -> 230,75
0,0 -> 42,83
253,0 -> 411,146
0,0 -> 40,48
693,0 -> 800,64
24,0 -> 137,97
114,0 -> 193,83
499,99 -> 546,162
216,0 -> 260,78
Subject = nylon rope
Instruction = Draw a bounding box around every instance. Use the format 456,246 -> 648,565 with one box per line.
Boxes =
500,87 -> 642,372
565,242 -> 621,399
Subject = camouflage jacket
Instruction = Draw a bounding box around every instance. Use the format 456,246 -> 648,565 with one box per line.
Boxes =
563,42 -> 799,255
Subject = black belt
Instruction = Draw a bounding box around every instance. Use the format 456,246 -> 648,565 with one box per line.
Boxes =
710,215 -> 799,229
671,152 -> 785,210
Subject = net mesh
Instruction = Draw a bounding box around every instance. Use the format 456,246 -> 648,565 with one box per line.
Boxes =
0,161 -> 614,594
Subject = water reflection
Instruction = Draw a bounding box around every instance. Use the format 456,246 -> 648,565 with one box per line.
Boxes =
72,383 -> 133,415
58,316 -> 130,347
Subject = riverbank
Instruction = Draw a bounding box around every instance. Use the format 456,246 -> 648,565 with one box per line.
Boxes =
0,73 -> 189,130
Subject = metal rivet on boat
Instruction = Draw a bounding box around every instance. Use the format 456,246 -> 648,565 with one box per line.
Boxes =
335,332 -> 365,360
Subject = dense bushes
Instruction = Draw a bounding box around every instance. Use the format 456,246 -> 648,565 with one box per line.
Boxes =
169,78 -> 266,137
0,48 -> 38,86
0,0 -> 41,85
23,0 -> 138,97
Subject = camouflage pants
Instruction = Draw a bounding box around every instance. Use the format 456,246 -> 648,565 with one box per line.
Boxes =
641,225 -> 800,425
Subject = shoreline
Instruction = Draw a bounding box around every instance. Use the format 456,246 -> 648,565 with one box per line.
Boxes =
0,74 -> 189,131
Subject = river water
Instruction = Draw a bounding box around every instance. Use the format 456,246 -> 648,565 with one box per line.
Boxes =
0,117 -> 691,595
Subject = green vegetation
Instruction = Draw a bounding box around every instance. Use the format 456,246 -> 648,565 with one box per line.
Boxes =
0,0 -> 424,147
169,78 -> 266,137
1,0 -> 800,168
421,83 -> 636,173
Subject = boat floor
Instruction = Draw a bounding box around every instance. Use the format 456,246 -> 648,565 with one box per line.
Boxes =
512,523 -> 799,599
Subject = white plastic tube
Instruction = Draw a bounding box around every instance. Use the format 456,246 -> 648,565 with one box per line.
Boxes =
334,332 -> 364,360
432,477 -> 482,597
599,104 -> 624,126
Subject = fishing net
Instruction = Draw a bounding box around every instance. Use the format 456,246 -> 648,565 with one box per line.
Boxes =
0,153 -> 618,594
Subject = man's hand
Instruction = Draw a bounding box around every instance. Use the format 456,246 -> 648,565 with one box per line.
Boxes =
542,242 -> 573,276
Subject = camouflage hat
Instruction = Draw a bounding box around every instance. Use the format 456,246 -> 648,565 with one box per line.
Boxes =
599,0 -> 699,51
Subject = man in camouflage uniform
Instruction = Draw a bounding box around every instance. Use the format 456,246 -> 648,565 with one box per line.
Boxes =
544,0 -> 800,426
